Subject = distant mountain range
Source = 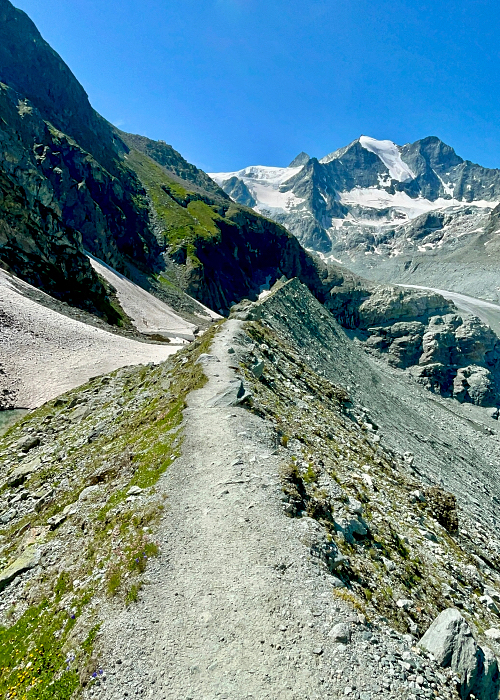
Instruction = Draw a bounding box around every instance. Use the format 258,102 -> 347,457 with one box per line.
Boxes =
210,136 -> 500,301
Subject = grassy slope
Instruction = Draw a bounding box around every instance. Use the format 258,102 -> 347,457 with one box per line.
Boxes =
126,150 -> 226,269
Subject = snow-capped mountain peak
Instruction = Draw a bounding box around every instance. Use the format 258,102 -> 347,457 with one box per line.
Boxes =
210,135 -> 500,260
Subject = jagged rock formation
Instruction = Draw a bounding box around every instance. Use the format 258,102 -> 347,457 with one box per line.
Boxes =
363,309 -> 500,406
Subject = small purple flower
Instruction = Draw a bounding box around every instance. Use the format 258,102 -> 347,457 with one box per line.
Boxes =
135,558 -> 139,563
70,614 -> 75,619
92,671 -> 97,678
99,669 -> 103,675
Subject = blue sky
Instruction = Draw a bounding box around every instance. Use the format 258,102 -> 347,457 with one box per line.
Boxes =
13,0 -> 500,172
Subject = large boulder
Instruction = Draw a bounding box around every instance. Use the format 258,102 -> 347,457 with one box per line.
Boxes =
420,608 -> 500,700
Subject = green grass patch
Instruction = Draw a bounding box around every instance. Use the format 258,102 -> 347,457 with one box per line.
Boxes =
126,150 -> 225,267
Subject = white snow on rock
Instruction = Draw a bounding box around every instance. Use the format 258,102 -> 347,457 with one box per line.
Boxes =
209,165 -> 304,214
359,136 -> 415,182
87,253 -> 201,342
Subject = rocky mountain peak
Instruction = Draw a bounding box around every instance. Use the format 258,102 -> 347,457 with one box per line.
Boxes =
288,151 -> 311,167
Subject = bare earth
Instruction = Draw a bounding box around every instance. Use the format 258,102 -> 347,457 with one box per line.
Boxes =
0,270 -> 181,408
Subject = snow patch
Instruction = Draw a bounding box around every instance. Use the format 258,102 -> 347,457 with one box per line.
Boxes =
359,136 -> 415,182
339,187 -> 496,220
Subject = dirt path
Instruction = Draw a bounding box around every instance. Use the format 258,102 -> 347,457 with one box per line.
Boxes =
89,321 -> 428,700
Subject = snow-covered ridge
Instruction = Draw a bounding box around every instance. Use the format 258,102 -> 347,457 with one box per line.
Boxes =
209,164 -> 305,214
358,136 -> 415,182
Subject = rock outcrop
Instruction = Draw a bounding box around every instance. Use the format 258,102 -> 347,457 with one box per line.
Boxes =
364,311 -> 500,406
420,608 -> 500,700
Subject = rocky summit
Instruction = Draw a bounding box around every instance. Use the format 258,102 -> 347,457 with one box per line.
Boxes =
1,2 -> 500,700
210,136 -> 500,303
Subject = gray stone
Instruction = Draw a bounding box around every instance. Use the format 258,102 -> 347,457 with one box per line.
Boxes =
15,434 -> 40,452
0,545 -> 40,591
78,484 -> 100,501
419,608 -> 500,700
127,486 -> 143,496
6,457 -> 41,486
0,508 -> 17,524
207,380 -> 251,408
70,404 -> 91,422
47,513 -> 66,529
250,359 -> 265,379
329,622 -> 351,643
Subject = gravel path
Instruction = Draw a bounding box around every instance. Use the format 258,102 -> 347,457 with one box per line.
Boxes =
0,270 -> 182,408
88,321 -> 448,700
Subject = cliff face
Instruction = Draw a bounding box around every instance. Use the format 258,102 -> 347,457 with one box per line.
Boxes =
0,0 -> 124,173
0,0 -> 163,312
0,83 -> 109,313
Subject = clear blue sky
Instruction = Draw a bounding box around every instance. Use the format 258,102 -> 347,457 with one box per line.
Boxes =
12,0 -> 500,172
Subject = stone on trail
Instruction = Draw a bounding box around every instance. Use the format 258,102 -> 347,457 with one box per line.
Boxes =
329,622 -> 351,643
207,379 -> 251,408
419,607 -> 500,700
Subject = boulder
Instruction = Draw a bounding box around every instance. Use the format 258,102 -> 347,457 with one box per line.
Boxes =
420,608 -> 500,700
0,545 -> 40,591
453,366 -> 497,406
207,380 -> 251,408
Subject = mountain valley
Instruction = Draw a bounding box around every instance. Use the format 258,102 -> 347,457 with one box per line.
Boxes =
0,1 -> 500,698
